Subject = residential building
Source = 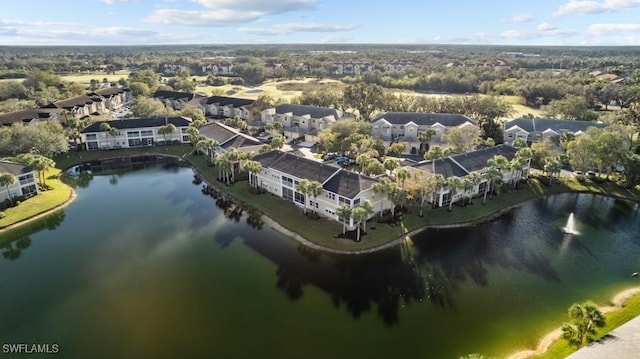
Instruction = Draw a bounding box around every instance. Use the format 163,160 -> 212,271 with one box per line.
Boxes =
43,95 -> 108,118
383,61 -> 414,72
261,104 -> 347,143
0,161 -> 39,202
201,63 -> 234,75
199,96 -> 255,122
253,150 -> 392,230
197,121 -> 263,157
89,87 -> 133,110
406,144 -> 529,208
371,112 -> 477,153
0,108 -> 60,126
503,117 -> 607,145
334,61 -> 373,75
152,90 -> 205,110
81,117 -> 192,150
161,63 -> 190,75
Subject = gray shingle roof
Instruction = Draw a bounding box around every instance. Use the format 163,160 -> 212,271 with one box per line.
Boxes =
205,96 -> 254,107
253,150 -> 379,198
0,161 -> 33,176
504,118 -> 606,133
152,90 -> 198,101
450,145 -> 518,173
199,122 -> 261,149
372,112 -> 476,126
415,144 -> 519,178
52,95 -> 102,109
90,87 -> 131,97
0,109 -> 56,126
82,117 -> 191,133
275,104 -> 341,119
253,150 -> 338,184
322,170 -> 377,199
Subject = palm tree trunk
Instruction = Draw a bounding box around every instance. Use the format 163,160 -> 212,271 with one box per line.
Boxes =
356,223 -> 361,242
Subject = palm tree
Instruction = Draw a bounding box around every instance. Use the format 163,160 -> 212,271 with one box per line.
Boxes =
351,206 -> 369,242
99,122 -> 113,149
544,158 -> 563,185
364,159 -> 385,176
410,172 -> 438,217
509,157 -> 526,190
270,135 -> 286,150
561,302 -> 606,349
0,173 -> 16,206
225,148 -> 250,183
269,121 -> 283,135
466,172 -> 483,205
395,168 -> 410,191
418,128 -> 436,152
306,181 -> 323,214
432,174 -> 447,208
214,154 -> 233,184
460,176 -> 474,206
424,145 -> 447,160
196,139 -> 218,164
243,160 -> 262,189
296,179 -> 310,214
482,166 -> 502,202
383,158 -> 400,174
372,177 -> 391,220
359,199 -> 374,230
186,126 -> 201,146
446,176 -> 463,212
387,183 -> 404,218
336,204 -> 352,235
487,155 -> 509,196
356,153 -> 371,173
158,123 -> 176,145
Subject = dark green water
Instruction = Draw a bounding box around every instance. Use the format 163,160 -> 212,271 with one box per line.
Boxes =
1,165 -> 639,359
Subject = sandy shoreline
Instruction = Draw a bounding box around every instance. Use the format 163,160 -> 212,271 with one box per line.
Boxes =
506,286 -> 640,359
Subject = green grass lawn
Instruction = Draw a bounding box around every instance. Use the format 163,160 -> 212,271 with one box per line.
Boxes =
0,169 -> 72,229
60,70 -> 130,84
531,295 -> 640,359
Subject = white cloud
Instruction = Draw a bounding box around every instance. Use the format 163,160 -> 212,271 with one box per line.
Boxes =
501,30 -> 534,39
508,13 -> 534,23
553,0 -> 640,17
537,22 -> 557,31
588,23 -> 640,35
193,0 -> 316,13
146,0 -> 317,27
238,22 -> 357,36
144,9 -> 263,26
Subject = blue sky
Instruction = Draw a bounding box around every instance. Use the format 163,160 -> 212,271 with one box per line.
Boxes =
2,0 -> 640,46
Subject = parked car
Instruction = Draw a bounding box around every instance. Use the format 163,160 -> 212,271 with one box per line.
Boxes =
335,156 -> 349,165
323,152 -> 338,161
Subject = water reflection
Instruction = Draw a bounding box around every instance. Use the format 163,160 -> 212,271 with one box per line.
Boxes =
0,211 -> 66,262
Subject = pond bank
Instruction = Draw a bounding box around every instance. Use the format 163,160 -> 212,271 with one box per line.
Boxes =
507,287 -> 640,359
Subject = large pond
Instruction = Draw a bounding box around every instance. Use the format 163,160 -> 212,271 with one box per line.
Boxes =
1,162 -> 639,359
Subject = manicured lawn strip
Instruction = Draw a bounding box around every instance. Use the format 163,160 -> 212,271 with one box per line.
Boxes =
531,294 -> 640,359
54,145 -> 195,170
0,169 -> 71,229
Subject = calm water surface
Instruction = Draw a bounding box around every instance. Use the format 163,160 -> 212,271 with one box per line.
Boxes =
1,164 -> 639,359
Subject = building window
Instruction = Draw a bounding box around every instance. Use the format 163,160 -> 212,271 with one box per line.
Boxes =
294,191 -> 305,205
127,131 -> 140,137
325,191 -> 336,200
282,176 -> 294,188
338,196 -> 350,206
86,134 -> 97,140
353,198 -> 361,207
325,207 -> 336,215
309,200 -> 319,209
140,130 -> 153,137
87,142 -> 99,150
